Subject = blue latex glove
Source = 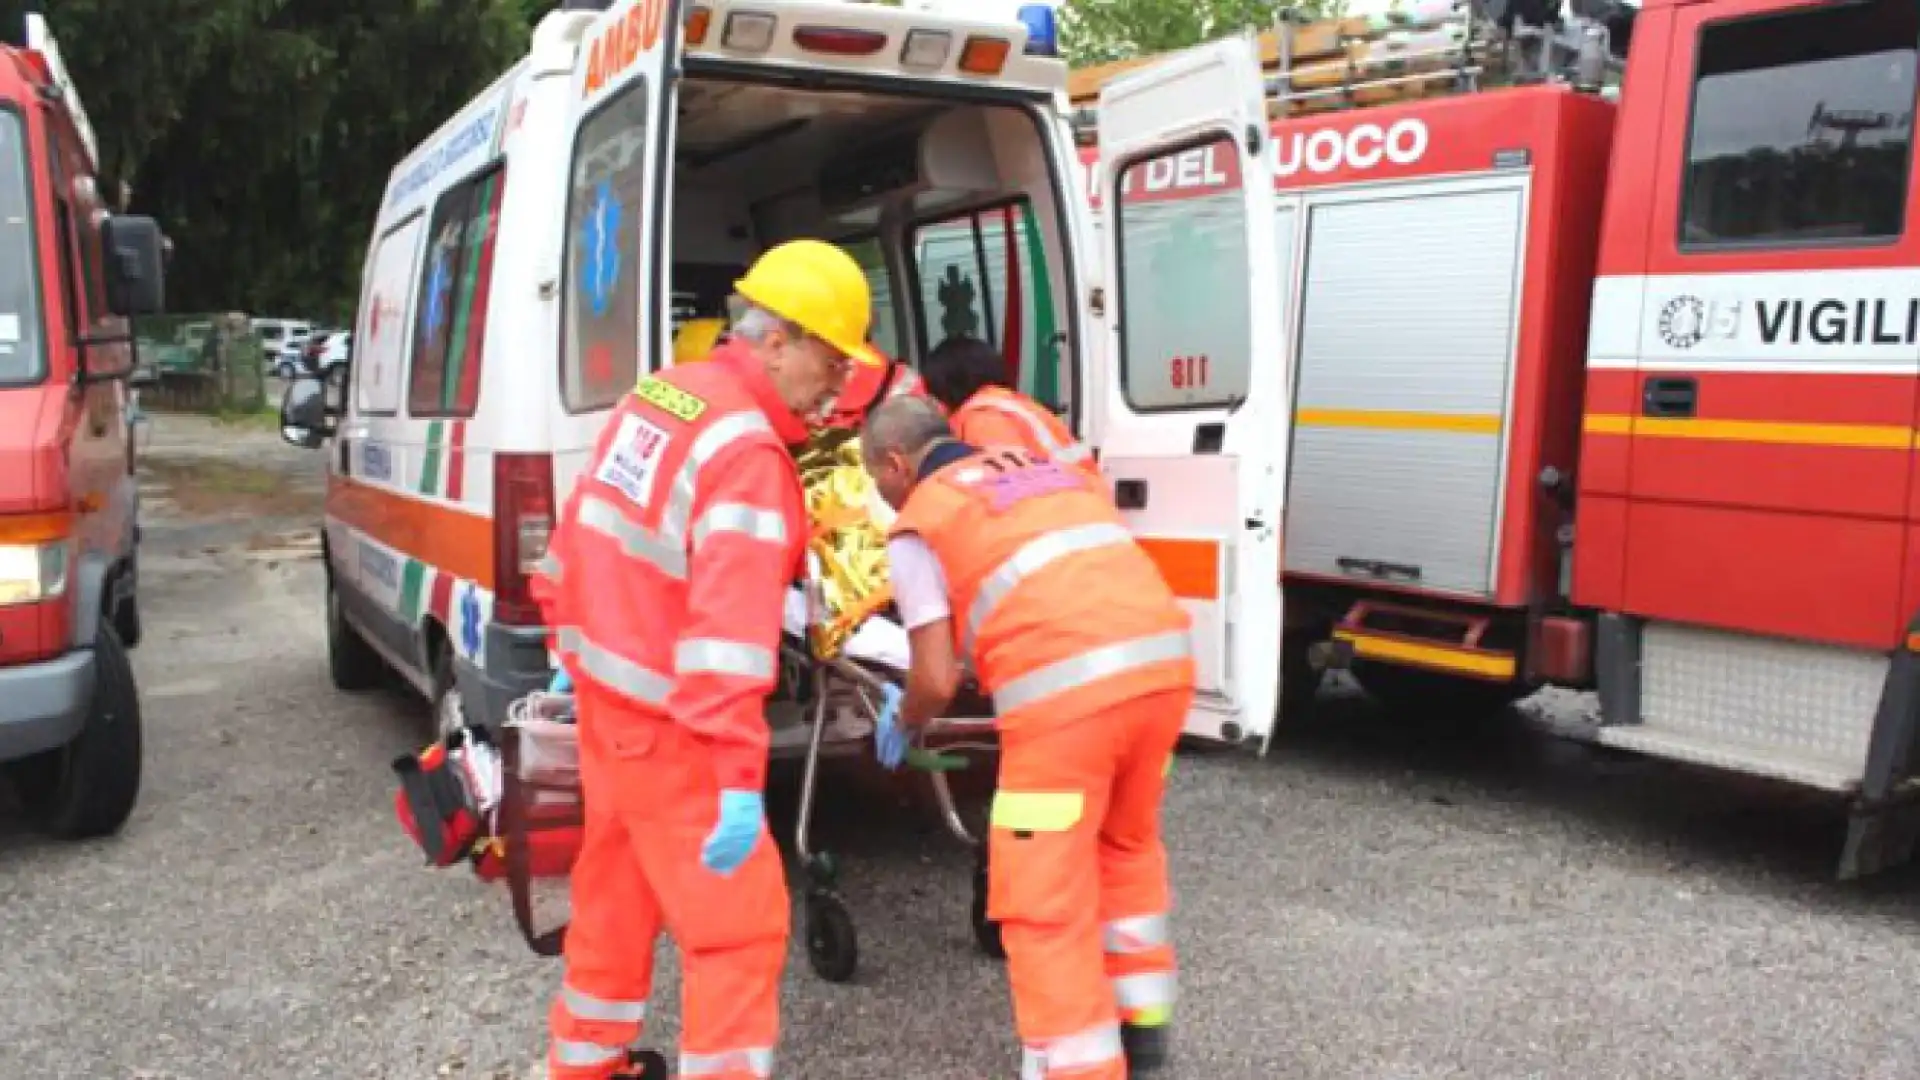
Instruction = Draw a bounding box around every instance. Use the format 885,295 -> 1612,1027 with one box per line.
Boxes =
874,683 -> 909,771
548,667 -> 572,694
700,789 -> 764,876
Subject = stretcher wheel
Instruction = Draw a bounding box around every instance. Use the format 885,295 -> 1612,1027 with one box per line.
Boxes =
805,894 -> 859,983
970,862 -> 1006,960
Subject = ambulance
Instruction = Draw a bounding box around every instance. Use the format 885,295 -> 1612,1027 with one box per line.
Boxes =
1071,0 -> 1920,876
279,0 -> 1302,752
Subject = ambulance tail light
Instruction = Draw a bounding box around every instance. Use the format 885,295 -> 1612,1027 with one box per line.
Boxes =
685,5 -> 713,47
958,36 -> 1012,76
793,26 -> 888,56
723,10 -> 778,52
494,452 -> 556,627
901,30 -> 953,71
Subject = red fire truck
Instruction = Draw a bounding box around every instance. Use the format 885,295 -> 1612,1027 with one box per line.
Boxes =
1074,0 -> 1920,877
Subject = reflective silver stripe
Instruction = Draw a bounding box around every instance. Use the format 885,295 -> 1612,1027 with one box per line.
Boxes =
679,1047 -> 774,1077
1018,1022 -> 1125,1079
1054,439 -> 1094,463
552,1037 -> 627,1068
1102,913 -> 1170,954
561,983 -> 648,1024
662,411 -> 776,548
992,629 -> 1192,715
1114,970 -> 1177,1011
978,395 -> 1067,452
692,502 -> 788,552
676,638 -> 776,680
963,522 -> 1134,656
558,626 -> 673,706
578,494 -> 688,581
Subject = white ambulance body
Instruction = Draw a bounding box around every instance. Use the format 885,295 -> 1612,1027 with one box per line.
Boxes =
293,0 -> 1299,748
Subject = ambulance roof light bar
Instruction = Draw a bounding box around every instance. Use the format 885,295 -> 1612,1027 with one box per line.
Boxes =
1017,5 -> 1059,57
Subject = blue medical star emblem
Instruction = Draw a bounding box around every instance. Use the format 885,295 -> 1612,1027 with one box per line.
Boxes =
425,250 -> 451,337
580,178 -> 622,318
459,586 -> 483,660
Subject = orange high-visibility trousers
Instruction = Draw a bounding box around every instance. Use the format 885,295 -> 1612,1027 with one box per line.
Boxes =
988,685 -> 1191,1079
548,719 -> 789,1080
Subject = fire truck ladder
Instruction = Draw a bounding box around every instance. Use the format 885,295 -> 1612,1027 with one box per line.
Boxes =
1068,0 -> 1629,137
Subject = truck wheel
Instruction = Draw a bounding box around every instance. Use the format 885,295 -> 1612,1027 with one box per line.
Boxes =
1351,660 -> 1526,724
1278,633 -> 1322,726
328,578 -> 385,691
13,624 -> 143,840
112,556 -> 143,649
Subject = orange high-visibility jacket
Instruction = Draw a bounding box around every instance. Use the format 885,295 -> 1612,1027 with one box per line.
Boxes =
950,385 -> 1096,477
533,342 -> 808,793
891,446 -> 1194,731
821,357 -> 937,430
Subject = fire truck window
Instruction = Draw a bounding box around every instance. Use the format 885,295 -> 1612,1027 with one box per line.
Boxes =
0,111 -> 42,386
1682,0 -> 1918,249
844,237 -> 902,362
911,199 -> 1064,410
1114,138 -> 1252,411
563,80 -> 651,414
407,164 -> 504,419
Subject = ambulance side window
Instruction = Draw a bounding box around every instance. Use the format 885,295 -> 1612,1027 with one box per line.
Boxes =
1680,0 -> 1918,249
844,236 -> 902,361
910,198 -> 1062,409
562,80 -> 651,413
407,163 -> 505,418
354,214 -> 423,418
1112,138 -> 1253,411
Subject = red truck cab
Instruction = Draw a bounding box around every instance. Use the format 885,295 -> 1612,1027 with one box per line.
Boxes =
0,13 -> 167,839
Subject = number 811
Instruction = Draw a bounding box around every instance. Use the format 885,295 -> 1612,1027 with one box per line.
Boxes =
1169,355 -> 1210,389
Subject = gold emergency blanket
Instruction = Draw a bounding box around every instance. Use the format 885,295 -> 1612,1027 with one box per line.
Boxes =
794,429 -> 892,660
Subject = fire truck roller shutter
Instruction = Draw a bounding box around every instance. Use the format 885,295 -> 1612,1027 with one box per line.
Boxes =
1283,178 -> 1526,598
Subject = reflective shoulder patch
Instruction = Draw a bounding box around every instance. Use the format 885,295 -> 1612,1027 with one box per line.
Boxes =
636,377 -> 708,422
989,789 -> 1085,833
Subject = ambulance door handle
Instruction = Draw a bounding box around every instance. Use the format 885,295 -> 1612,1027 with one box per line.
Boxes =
1114,479 -> 1148,509
1642,377 -> 1697,418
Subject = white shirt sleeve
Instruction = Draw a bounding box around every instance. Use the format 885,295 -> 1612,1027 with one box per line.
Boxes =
886,532 -> 953,632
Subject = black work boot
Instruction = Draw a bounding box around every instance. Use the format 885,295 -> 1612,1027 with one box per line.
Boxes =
1121,1022 -> 1171,1072
614,1049 -> 668,1080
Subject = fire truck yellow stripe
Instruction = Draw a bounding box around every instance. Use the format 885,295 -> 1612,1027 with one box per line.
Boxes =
1333,628 -> 1517,679
1295,408 -> 1502,435
1583,413 -> 1916,449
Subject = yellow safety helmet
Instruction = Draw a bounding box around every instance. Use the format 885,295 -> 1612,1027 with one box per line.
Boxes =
671,317 -> 727,367
733,239 -> 885,368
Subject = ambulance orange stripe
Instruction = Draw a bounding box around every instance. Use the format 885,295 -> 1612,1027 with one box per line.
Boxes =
327,475 -> 496,591
1136,537 -> 1221,601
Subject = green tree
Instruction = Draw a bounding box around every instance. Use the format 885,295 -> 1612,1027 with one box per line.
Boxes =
1060,0 -> 1339,67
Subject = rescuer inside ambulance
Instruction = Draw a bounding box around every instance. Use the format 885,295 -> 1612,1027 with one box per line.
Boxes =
921,333 -> 1097,476
532,239 -> 883,1080
816,330 -> 936,430
859,395 -> 1194,1078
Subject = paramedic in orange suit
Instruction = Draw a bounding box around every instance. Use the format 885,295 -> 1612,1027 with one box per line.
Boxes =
818,339 -> 937,430
859,395 -> 1194,1078
532,239 -> 883,1080
921,334 -> 1097,476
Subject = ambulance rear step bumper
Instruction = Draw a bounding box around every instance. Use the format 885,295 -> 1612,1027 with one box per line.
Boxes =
1328,598 -> 1518,683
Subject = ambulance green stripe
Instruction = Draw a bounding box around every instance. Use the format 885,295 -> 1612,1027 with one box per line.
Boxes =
1021,202 -> 1059,406
441,176 -> 493,413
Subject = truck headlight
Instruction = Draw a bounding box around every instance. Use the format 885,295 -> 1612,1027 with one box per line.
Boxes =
0,540 -> 70,606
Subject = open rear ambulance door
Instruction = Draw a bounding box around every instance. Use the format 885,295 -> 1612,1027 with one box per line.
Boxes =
552,0 -> 688,495
1095,35 -> 1289,751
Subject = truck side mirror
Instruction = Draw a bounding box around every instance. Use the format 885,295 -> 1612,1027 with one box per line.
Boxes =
280,374 -> 335,450
100,214 -> 166,317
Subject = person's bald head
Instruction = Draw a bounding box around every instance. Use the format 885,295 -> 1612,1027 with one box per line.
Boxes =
861,395 -> 953,510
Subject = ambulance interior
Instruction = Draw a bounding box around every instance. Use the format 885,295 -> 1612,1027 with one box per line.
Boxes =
666,76 -> 1079,416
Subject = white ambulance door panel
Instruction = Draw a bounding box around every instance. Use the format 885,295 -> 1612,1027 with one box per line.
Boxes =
552,0 -> 686,497
1096,35 -> 1289,750
338,212 -> 425,611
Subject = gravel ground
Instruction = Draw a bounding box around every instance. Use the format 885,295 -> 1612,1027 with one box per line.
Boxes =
4,412 -> 1919,1079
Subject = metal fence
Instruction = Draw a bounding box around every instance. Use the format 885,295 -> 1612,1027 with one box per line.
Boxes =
133,312 -> 270,413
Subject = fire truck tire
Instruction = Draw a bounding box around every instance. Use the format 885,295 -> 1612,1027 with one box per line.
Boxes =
1279,634 -> 1322,726
12,623 -> 143,840
328,577 -> 385,692
111,555 -> 143,649
1351,660 -> 1526,724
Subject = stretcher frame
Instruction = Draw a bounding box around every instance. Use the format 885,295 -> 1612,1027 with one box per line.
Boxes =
776,570 -> 1008,983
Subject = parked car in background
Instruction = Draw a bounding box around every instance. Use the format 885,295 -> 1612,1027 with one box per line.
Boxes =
292,330 -> 349,377
254,318 -> 313,371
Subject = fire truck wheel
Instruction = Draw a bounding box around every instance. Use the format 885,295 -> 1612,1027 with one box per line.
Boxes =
12,623 -> 143,840
1279,634 -> 1322,726
1351,660 -> 1525,724
111,554 -> 143,649
328,577 -> 385,692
